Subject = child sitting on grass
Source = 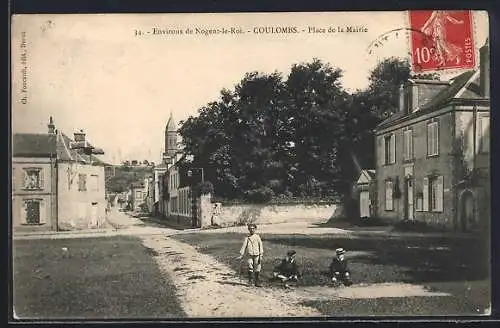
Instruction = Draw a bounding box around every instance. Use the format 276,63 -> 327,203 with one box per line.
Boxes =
271,250 -> 300,288
329,248 -> 353,286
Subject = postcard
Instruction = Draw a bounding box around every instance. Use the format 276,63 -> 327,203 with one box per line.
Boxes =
11,11 -> 491,320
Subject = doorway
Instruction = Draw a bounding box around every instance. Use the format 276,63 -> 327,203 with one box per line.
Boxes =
404,166 -> 414,220
459,190 -> 475,231
359,190 -> 370,218
90,202 -> 98,227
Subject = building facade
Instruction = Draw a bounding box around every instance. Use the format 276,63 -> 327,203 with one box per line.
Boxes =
154,112 -> 202,226
129,181 -> 147,211
374,42 -> 490,231
12,117 -> 107,232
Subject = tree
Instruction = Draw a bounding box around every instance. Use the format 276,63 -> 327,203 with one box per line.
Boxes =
285,59 -> 349,197
178,57 -> 413,205
362,57 -> 411,121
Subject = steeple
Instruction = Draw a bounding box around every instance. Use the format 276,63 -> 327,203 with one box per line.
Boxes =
165,111 -> 176,132
48,116 -> 56,134
164,111 -> 178,161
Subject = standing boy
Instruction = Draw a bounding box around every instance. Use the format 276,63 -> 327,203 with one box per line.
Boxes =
238,223 -> 264,287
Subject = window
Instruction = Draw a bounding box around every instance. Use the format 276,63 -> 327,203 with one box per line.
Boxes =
415,194 -> 423,212
384,134 -> 396,165
478,115 -> 490,153
22,199 -> 46,224
427,122 -> 439,156
423,176 -> 443,212
90,175 -> 99,192
136,190 -> 142,199
78,174 -> 87,191
23,168 -> 43,190
385,180 -> 394,211
403,129 -> 413,160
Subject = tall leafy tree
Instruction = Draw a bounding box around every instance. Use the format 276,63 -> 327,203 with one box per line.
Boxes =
285,59 -> 350,197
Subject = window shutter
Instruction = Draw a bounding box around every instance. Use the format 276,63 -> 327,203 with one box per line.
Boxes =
477,116 -> 482,154
39,200 -> 47,224
423,178 -> 429,211
39,169 -> 45,190
21,201 -> 27,223
381,137 -> 385,165
404,132 -> 408,159
435,123 -> 439,155
408,131 -> 412,159
436,176 -> 444,212
479,116 -> 489,153
391,134 -> 396,163
22,170 -> 28,188
430,125 -> 435,155
427,124 -> 432,155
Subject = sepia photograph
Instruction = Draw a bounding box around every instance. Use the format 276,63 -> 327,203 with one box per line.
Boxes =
10,10 -> 491,319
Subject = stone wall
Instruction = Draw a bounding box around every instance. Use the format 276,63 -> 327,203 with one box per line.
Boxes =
209,202 -> 338,228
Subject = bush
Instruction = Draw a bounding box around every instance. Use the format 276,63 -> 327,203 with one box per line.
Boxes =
393,219 -> 447,233
244,186 -> 275,203
357,216 -> 389,227
193,181 -> 214,197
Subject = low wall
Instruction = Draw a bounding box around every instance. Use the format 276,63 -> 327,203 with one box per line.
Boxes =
211,203 -> 339,228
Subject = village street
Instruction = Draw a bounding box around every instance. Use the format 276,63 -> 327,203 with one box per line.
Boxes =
12,209 -> 491,319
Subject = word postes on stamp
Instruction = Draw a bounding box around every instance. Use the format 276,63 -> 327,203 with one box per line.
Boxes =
409,10 -> 475,73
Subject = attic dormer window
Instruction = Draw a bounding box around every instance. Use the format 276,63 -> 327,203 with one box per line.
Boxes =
405,83 -> 419,113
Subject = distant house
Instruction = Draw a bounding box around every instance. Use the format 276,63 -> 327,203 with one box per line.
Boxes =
356,169 -> 376,218
152,162 -> 168,216
144,176 -> 155,213
374,42 -> 490,231
129,181 -> 147,211
12,117 -> 108,232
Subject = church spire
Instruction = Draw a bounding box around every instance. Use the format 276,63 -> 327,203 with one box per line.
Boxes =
166,111 -> 176,132
164,111 -> 178,161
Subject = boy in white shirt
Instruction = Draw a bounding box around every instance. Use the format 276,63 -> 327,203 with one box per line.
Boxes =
238,223 -> 264,287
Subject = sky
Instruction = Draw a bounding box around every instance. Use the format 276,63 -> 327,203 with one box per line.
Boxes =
11,11 -> 489,165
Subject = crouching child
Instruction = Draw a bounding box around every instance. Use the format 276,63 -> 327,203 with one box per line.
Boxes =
272,250 -> 300,288
329,248 -> 353,286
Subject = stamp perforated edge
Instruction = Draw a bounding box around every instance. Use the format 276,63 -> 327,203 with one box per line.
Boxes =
406,10 -> 483,75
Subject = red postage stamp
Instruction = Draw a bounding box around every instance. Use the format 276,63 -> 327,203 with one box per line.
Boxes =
409,10 -> 475,73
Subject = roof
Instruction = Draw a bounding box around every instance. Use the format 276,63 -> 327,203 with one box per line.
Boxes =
376,70 -> 478,131
12,133 -> 57,157
13,131 -> 107,166
418,70 -> 476,111
166,112 -> 176,132
357,169 -> 376,184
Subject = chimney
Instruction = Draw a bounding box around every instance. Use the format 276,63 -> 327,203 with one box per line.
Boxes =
399,84 -> 405,112
74,129 -> 86,143
479,39 -> 490,98
48,116 -> 56,134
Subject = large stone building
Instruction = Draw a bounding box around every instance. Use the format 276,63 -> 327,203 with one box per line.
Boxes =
374,42 -> 490,231
12,117 -> 108,232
